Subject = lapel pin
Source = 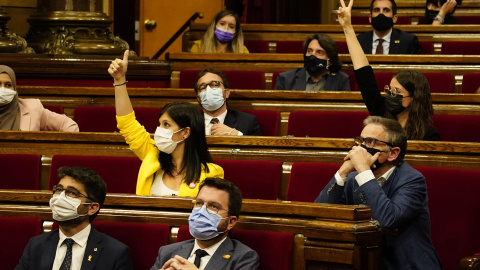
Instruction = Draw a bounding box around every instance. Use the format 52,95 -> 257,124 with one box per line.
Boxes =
189,182 -> 196,189
88,255 -> 92,261
395,40 -> 400,43
94,248 -> 98,252
223,254 -> 231,259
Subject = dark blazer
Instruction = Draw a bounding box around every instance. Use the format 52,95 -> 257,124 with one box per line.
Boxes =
274,68 -> 350,91
150,237 -> 259,270
357,28 -> 422,54
16,227 -> 133,270
225,109 -> 261,136
315,162 -> 442,269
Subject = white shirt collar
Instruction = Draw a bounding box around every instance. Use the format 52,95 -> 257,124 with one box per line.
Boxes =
188,236 -> 228,269
378,165 -> 396,183
58,223 -> 91,248
373,29 -> 392,44
204,110 -> 228,135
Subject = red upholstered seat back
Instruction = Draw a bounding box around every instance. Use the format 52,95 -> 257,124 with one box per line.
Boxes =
419,41 -> 434,54
239,109 -> 280,136
287,162 -> 340,202
176,226 -> 294,270
456,16 -> 480,24
180,70 -> 265,90
414,166 -> 480,270
214,159 -> 282,200
432,114 -> 480,142
74,106 -> 162,133
372,72 -> 396,92
0,217 -> 42,270
44,105 -> 63,114
344,71 -> 358,91
0,154 -> 41,189
244,40 -> 269,53
276,40 -> 303,53
423,73 -> 455,93
48,155 -> 141,193
287,111 -> 369,138
441,41 -> 480,55
462,73 -> 480,93
336,41 -> 348,54
16,78 -> 169,88
92,221 -> 170,270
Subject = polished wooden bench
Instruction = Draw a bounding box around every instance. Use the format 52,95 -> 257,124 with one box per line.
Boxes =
0,189 -> 381,270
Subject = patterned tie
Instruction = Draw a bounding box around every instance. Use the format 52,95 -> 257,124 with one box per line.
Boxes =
60,238 -> 74,270
210,118 -> 219,124
194,249 -> 209,268
376,39 -> 384,54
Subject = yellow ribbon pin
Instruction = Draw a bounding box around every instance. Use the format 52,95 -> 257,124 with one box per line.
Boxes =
223,254 -> 230,259
94,248 -> 97,251
88,255 -> 92,261
395,40 -> 400,43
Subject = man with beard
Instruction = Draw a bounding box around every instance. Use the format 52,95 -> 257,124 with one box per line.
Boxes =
274,34 -> 350,91
315,116 -> 442,269
16,166 -> 133,270
151,177 -> 259,270
357,0 -> 422,54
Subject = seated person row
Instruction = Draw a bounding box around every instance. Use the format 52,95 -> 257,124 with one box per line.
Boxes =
0,65 -> 78,132
419,0 -> 458,25
339,0 -> 440,140
190,10 -> 249,53
274,34 -> 350,91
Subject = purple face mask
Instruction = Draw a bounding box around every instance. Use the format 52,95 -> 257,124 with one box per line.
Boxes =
214,28 -> 234,44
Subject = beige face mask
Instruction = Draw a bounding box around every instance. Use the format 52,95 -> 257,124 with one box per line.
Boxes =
0,87 -> 16,105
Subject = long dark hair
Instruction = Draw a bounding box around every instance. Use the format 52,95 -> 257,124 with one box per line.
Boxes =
158,102 -> 213,185
386,70 -> 434,140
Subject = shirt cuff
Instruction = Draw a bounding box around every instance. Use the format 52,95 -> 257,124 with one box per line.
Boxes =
355,170 -> 375,186
237,130 -> 243,136
334,171 -> 347,186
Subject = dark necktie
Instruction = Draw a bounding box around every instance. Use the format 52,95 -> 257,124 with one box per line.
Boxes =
210,118 -> 219,124
376,39 -> 384,54
194,249 -> 209,268
60,238 -> 74,270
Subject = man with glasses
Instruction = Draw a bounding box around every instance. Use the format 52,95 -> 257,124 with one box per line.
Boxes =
194,69 -> 261,136
151,177 -> 259,270
16,166 -> 133,270
315,116 -> 442,269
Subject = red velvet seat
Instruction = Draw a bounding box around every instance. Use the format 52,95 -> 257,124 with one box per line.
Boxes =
462,73 -> 480,93
287,111 -> 370,138
176,226 -> 294,270
413,166 -> 480,270
336,41 -> 348,54
287,162 -> 340,202
244,40 -> 269,53
275,40 -> 303,53
441,41 -> 480,55
214,159 -> 282,200
0,154 -> 41,189
432,114 -> 480,142
44,105 -> 63,114
372,72 -> 396,92
239,109 -> 280,136
351,16 -> 411,25
0,217 -> 42,270
423,73 -> 455,93
456,16 -> 480,24
179,70 -> 265,90
48,155 -> 141,193
16,78 -> 169,88
73,106 -> 162,133
419,41 -> 434,54
344,71 -> 358,91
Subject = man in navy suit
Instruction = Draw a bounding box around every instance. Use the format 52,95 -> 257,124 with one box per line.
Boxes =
357,0 -> 422,54
16,166 -> 133,270
151,177 -> 259,270
194,69 -> 261,136
315,116 -> 442,269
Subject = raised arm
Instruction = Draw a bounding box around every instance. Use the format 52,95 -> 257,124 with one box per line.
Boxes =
432,0 -> 456,25
108,50 -> 133,116
338,0 -> 369,70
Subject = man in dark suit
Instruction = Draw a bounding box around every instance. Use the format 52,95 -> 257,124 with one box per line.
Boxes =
315,116 -> 442,269
194,69 -> 261,136
16,166 -> 133,270
151,177 -> 259,270
274,34 -> 350,91
357,0 -> 422,54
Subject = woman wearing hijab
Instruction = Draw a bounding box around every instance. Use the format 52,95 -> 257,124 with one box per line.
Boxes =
0,65 -> 79,131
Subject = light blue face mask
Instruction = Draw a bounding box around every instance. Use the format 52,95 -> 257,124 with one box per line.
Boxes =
199,86 -> 225,112
188,205 -> 229,240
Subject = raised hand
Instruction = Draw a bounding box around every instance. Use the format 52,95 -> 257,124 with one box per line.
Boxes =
439,0 -> 456,16
338,0 -> 354,28
108,50 -> 129,82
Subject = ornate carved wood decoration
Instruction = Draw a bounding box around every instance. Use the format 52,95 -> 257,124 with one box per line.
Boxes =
0,7 -> 34,53
25,0 -> 130,55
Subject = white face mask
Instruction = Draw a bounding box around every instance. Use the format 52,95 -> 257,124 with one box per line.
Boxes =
154,126 -> 185,154
49,191 -> 91,221
0,87 -> 16,105
199,86 -> 225,112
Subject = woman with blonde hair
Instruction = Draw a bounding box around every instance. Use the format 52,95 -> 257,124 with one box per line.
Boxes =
190,10 -> 249,53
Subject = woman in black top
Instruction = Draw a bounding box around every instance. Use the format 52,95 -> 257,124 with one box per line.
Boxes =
338,0 -> 440,141
418,0 -> 459,25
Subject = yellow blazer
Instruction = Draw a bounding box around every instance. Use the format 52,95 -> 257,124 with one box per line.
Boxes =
190,40 -> 249,53
117,111 -> 224,196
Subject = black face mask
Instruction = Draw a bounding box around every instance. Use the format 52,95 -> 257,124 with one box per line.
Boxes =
425,9 -> 439,21
385,92 -> 407,115
371,13 -> 394,32
360,144 -> 385,171
304,55 -> 328,77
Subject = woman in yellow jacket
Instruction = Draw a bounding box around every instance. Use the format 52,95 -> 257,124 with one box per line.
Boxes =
109,50 -> 224,197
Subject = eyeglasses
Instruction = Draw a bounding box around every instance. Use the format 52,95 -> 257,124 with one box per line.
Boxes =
384,85 -> 411,99
192,199 -> 226,215
354,136 -> 394,148
53,185 -> 91,200
196,81 -> 223,92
